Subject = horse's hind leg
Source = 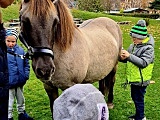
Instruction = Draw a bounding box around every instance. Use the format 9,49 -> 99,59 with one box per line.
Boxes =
44,83 -> 58,119
106,78 -> 115,109
99,79 -> 106,95
99,65 -> 117,109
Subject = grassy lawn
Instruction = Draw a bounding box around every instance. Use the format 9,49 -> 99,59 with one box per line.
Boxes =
2,4 -> 160,120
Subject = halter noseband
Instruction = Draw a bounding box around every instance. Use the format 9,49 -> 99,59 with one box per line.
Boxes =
19,32 -> 54,60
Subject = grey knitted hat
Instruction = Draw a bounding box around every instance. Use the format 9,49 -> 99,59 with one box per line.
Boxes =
53,84 -> 109,120
130,20 -> 148,39
6,28 -> 18,40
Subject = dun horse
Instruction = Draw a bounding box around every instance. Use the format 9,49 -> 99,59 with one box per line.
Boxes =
19,0 -> 122,117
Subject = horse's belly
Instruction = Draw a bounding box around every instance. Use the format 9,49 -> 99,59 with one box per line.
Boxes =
83,54 -> 117,83
80,27 -> 119,83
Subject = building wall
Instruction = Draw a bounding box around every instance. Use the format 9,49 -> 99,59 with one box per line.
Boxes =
120,0 -> 154,9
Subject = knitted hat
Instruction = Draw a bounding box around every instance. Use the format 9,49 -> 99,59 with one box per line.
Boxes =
6,28 -> 18,40
53,84 -> 109,120
130,20 -> 148,39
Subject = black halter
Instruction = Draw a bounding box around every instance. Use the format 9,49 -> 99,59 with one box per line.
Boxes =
19,32 -> 54,60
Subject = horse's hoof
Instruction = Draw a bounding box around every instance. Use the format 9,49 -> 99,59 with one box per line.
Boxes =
107,102 -> 114,109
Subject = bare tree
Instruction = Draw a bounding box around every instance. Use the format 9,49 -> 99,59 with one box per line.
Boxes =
78,0 -> 104,12
113,0 -> 121,10
102,0 -> 112,12
141,0 -> 147,8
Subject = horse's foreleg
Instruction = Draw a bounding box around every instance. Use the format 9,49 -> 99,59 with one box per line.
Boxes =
44,83 -> 58,119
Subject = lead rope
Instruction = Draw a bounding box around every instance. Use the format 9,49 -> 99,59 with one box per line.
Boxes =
139,68 -> 144,86
121,47 -> 128,89
121,45 -> 136,89
7,51 -> 28,59
121,63 -> 128,89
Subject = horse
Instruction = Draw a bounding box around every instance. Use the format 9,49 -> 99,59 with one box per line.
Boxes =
19,0 -> 122,117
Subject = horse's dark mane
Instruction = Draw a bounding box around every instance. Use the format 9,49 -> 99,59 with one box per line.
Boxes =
28,0 -> 76,51
55,0 -> 76,51
29,0 -> 55,18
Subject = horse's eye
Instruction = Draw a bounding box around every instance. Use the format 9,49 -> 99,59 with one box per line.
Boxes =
53,17 -> 59,27
24,0 -> 30,3
21,17 -> 31,31
21,16 -> 29,24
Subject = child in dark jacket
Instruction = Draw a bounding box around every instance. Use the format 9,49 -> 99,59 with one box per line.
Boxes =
120,20 -> 154,120
5,28 -> 33,120
0,1 -> 15,119
0,21 -> 9,120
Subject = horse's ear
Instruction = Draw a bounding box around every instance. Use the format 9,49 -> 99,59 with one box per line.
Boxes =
24,0 -> 30,3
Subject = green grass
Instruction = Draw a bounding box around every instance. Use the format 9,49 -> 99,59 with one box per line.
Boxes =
1,3 -> 20,22
2,4 -> 160,120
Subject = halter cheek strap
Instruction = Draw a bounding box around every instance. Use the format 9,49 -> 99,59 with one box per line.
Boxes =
19,32 -> 54,60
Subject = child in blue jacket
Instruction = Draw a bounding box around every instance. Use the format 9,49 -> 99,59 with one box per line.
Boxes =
6,28 -> 33,120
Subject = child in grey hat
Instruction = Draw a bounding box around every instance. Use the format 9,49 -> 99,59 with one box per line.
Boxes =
53,84 -> 109,120
120,20 -> 154,120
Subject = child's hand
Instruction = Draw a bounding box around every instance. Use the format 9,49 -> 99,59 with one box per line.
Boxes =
120,50 -> 130,60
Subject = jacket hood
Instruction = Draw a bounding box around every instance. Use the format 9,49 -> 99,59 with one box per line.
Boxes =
147,35 -> 154,47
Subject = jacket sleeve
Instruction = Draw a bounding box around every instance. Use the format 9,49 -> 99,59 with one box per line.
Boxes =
0,23 -> 7,50
127,45 -> 154,68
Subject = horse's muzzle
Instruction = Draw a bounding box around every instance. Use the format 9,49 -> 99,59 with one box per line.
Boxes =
36,67 -> 55,80
32,57 -> 55,80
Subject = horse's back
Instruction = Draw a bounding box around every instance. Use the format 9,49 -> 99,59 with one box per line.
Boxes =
79,17 -> 122,50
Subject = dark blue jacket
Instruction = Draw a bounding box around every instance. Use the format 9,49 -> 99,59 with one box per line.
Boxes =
0,23 -> 9,120
7,44 -> 30,88
0,23 -> 9,97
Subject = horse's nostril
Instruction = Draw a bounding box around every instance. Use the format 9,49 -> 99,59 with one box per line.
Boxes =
50,67 -> 55,74
36,67 -> 54,79
37,68 -> 45,76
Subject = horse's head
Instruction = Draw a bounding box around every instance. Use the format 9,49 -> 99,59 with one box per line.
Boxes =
19,0 -> 60,80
